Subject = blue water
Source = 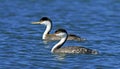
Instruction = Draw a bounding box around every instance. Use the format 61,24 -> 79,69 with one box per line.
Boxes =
0,0 -> 120,69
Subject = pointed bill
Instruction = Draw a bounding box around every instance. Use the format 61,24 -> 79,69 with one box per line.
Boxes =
31,22 -> 41,24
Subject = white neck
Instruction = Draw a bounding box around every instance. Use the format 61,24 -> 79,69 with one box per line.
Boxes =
51,34 -> 67,53
42,21 -> 52,39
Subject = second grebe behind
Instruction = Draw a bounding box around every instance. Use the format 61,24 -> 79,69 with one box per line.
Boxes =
32,17 -> 86,41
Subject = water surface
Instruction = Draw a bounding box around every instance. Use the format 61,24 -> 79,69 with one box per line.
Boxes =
0,0 -> 120,69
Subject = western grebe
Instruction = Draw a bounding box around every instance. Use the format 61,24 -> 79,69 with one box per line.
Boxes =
32,17 -> 86,41
51,29 -> 98,54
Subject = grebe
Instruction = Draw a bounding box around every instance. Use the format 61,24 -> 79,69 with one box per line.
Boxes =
51,29 -> 98,54
32,17 -> 86,41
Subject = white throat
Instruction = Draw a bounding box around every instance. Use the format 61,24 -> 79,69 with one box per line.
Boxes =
42,21 -> 52,39
51,33 -> 67,53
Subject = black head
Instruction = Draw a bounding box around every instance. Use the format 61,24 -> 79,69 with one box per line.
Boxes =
55,29 -> 67,34
40,17 -> 52,22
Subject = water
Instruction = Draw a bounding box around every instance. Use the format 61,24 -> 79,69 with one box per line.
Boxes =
0,0 -> 120,69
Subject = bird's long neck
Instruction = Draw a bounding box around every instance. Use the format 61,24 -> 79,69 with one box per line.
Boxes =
43,21 -> 52,39
51,34 -> 68,53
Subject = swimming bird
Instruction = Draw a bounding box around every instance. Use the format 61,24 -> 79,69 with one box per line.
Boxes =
51,29 -> 98,54
32,17 -> 86,41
